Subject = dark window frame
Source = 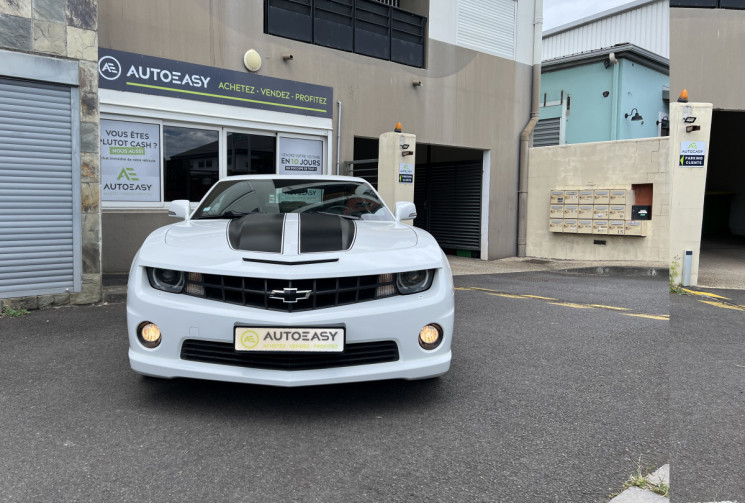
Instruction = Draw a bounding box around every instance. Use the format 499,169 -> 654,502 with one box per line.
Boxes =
264,0 -> 426,68
670,0 -> 745,8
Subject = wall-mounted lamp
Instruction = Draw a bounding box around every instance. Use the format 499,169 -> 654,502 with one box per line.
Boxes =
282,54 -> 294,61
656,116 -> 669,128
412,80 -> 422,87
684,116 -> 697,124
625,108 -> 643,121
243,49 -> 262,72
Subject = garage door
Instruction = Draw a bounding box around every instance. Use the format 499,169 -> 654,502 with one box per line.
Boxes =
414,161 -> 482,252
0,77 -> 80,298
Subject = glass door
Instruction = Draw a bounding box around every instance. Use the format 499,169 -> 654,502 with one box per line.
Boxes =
225,131 -> 276,177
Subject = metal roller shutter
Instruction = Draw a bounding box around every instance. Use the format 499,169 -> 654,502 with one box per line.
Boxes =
0,77 -> 79,298
425,162 -> 482,251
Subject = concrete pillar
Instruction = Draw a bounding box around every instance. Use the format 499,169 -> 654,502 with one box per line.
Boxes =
377,130 -> 416,222
669,101 -> 713,286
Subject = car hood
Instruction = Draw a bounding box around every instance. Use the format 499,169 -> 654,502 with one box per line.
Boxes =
136,213 -> 443,277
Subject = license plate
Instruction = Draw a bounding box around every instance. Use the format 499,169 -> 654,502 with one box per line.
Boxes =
234,326 -> 345,353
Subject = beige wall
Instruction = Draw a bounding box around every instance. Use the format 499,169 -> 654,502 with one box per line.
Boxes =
526,138 -> 670,262
98,0 -> 533,270
670,8 -> 745,109
668,102 -> 713,286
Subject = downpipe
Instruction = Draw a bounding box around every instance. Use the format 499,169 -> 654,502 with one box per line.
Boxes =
517,0 -> 543,257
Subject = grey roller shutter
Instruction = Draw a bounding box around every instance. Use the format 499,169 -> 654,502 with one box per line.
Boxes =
534,118 -> 561,147
0,77 -> 80,298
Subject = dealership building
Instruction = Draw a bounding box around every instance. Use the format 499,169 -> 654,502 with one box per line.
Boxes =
0,0 -> 543,305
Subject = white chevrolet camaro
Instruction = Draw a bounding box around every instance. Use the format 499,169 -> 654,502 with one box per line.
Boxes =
127,175 -> 454,386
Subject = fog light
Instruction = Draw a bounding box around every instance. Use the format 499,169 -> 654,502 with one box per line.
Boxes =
419,324 -> 443,350
138,322 -> 162,348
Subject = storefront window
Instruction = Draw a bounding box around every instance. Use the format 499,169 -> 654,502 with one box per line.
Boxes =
164,126 -> 219,201
226,132 -> 275,176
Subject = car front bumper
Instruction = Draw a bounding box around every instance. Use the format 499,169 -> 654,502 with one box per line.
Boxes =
126,266 -> 454,387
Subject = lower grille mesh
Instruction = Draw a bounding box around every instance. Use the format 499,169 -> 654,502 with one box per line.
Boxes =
180,339 -> 399,371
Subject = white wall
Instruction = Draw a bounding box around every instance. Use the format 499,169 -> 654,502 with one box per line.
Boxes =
429,0 -> 536,66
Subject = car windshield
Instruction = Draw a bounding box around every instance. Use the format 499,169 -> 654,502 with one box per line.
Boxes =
192,179 -> 393,221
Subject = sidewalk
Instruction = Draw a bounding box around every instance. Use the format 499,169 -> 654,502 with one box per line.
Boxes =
448,255 -> 668,277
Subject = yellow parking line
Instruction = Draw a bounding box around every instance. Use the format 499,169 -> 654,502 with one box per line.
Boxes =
549,302 -> 594,309
589,304 -> 630,311
682,288 -> 730,300
455,286 -> 498,293
699,300 -> 745,311
458,286 -> 667,320
622,313 -> 670,320
487,293 -> 528,299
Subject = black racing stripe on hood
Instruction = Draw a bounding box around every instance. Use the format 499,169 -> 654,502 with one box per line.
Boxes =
228,214 -> 285,253
299,214 -> 356,253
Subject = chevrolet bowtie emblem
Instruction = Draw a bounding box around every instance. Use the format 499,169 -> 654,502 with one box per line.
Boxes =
269,287 -> 312,304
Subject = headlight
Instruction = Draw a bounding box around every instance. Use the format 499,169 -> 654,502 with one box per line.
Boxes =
396,269 -> 434,295
147,267 -> 185,293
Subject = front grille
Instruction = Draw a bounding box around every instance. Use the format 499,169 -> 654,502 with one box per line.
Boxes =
184,273 -> 396,312
181,339 -> 399,371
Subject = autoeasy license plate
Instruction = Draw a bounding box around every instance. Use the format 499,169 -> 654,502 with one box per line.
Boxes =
234,327 -> 345,353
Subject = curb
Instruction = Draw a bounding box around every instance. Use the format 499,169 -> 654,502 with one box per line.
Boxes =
609,464 -> 669,502
560,266 -> 667,277
102,287 -> 127,304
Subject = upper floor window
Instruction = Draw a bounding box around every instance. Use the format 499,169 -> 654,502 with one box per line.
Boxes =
671,0 -> 745,7
265,0 -> 426,68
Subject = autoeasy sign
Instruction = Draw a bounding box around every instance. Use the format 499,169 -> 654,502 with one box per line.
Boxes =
98,48 -> 333,118
679,141 -> 706,167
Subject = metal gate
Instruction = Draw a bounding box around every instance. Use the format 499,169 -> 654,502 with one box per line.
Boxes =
0,77 -> 80,298
414,161 -> 482,252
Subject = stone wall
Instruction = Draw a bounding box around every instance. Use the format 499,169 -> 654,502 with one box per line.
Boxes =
0,0 -> 101,311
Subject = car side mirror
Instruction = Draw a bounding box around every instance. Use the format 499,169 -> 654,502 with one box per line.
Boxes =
168,200 -> 191,220
395,201 -> 417,222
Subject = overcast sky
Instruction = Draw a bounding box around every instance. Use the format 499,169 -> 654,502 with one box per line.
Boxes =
543,0 -> 634,30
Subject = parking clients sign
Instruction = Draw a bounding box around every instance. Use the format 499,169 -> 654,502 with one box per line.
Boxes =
680,141 -> 706,167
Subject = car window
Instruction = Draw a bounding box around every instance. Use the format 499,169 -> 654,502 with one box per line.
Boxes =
193,179 -> 393,221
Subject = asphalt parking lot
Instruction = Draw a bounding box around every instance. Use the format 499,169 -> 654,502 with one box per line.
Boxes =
671,288 -> 745,502
1,271 -> 670,502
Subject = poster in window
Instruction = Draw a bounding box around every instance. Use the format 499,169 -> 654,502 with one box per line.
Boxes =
278,137 -> 324,175
101,119 -> 161,201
